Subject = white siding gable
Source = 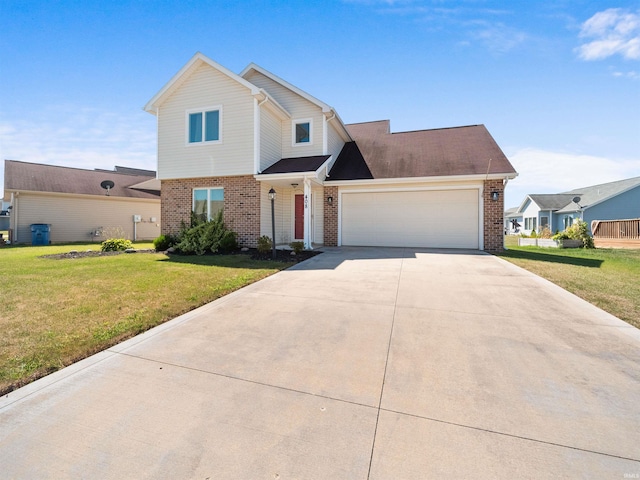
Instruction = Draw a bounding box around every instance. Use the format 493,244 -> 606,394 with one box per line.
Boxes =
244,70 -> 324,158
157,62 -> 255,179
259,107 -> 282,172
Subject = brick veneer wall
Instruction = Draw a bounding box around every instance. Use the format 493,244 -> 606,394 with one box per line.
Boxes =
323,186 -> 338,246
161,175 -> 261,247
483,179 -> 505,252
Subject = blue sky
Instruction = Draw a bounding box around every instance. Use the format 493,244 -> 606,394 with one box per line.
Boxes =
1,0 -> 639,208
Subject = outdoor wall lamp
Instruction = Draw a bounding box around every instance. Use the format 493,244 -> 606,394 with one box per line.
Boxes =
327,196 -> 333,205
268,188 -> 276,259
491,191 -> 500,201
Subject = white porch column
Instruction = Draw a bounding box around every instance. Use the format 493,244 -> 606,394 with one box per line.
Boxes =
303,178 -> 312,250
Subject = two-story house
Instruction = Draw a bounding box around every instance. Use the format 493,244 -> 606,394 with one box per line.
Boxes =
145,53 -> 517,251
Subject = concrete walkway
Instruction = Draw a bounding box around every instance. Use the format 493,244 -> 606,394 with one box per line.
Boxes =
1,247 -> 639,479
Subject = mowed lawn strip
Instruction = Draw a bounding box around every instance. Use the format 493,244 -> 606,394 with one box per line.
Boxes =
499,239 -> 640,329
0,243 -> 288,395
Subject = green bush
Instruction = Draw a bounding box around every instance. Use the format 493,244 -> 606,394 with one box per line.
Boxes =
101,238 -> 133,252
175,211 -> 238,255
153,234 -> 176,252
219,230 -> 238,253
257,235 -> 272,254
552,220 -> 594,248
289,241 -> 304,254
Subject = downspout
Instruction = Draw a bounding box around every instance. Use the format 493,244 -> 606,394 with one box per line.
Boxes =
12,192 -> 19,243
254,95 -> 269,174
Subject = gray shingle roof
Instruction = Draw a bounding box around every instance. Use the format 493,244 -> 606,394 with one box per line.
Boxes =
261,155 -> 330,174
528,194 -> 577,210
4,160 -> 160,199
558,177 -> 640,212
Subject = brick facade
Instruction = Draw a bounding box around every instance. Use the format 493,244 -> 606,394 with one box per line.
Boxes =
323,186 -> 338,246
161,175 -> 261,247
483,179 -> 505,252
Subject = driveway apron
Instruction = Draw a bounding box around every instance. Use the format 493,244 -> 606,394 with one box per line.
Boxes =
1,247 -> 639,479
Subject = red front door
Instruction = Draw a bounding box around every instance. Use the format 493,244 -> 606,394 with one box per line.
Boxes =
295,194 -> 304,239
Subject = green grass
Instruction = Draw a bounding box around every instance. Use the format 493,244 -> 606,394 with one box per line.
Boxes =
0,243 -> 288,394
499,238 -> 640,329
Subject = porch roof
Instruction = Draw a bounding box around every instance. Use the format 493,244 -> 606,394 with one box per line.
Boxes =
261,155 -> 330,174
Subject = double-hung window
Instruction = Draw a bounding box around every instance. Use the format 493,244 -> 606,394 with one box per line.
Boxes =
193,188 -> 224,221
188,107 -> 221,144
292,119 -> 312,146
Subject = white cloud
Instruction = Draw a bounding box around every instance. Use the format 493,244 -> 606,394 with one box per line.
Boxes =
0,106 -> 156,198
504,147 -> 640,208
577,8 -> 640,60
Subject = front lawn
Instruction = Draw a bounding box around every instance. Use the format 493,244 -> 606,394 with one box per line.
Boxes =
498,242 -> 640,329
0,243 -> 289,394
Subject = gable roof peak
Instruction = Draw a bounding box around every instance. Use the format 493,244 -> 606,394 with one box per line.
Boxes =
144,52 -> 260,113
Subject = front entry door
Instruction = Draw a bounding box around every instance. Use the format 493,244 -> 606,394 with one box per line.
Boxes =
294,194 -> 304,240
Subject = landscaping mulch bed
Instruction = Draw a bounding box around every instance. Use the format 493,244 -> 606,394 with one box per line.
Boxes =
42,248 -> 321,263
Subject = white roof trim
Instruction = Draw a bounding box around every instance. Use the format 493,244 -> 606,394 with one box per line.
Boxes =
255,89 -> 290,120
241,63 -> 352,142
144,52 -> 260,113
241,63 -> 332,111
325,173 -> 516,187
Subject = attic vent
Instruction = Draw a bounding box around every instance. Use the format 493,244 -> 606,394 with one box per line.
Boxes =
100,180 -> 115,196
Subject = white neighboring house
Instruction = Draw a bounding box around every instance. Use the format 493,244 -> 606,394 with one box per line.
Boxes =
3,161 -> 161,244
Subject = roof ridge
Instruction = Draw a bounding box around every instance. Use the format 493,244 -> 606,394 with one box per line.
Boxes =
5,160 -> 155,178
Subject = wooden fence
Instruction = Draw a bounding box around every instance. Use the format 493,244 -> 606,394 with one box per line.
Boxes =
592,219 -> 640,239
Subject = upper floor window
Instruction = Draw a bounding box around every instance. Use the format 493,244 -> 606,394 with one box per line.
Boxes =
193,187 -> 224,221
187,107 -> 221,144
293,119 -> 312,146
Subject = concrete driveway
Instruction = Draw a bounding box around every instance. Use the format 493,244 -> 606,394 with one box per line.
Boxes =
1,247 -> 639,478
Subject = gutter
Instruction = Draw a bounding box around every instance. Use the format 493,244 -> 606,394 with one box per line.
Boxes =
324,172 -> 518,187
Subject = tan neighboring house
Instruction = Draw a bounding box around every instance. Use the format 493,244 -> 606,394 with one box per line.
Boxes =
3,160 -> 161,244
145,52 -> 517,251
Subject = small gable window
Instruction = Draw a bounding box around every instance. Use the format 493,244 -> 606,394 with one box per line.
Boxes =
293,119 -> 312,145
193,187 -> 224,221
188,107 -> 221,144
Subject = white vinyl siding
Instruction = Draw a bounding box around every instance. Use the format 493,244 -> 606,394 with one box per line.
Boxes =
259,107 -> 282,172
340,188 -> 480,249
260,183 -> 293,245
327,123 -> 345,172
158,63 -> 254,179
12,193 -> 160,244
243,70 -> 323,158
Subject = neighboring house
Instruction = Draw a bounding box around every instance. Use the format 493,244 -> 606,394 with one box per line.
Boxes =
3,161 -> 161,244
144,53 -> 517,251
504,207 -> 522,234
507,176 -> 640,235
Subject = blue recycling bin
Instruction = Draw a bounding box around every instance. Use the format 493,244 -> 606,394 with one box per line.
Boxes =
31,224 -> 51,246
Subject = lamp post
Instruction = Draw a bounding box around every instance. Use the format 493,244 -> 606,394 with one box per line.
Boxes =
268,188 -> 276,259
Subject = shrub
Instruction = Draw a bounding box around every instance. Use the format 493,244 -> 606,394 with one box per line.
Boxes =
289,241 -> 304,254
219,230 -> 238,253
552,220 -> 594,248
539,227 -> 553,239
257,235 -> 272,254
175,211 -> 238,255
101,238 -> 133,252
153,234 -> 175,252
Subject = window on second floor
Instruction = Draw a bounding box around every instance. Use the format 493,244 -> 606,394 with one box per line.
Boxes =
193,187 -> 224,221
188,107 -> 221,144
293,119 -> 312,145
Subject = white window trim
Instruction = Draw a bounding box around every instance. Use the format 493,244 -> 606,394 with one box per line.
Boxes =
292,118 -> 313,147
193,187 -> 224,221
186,105 -> 223,146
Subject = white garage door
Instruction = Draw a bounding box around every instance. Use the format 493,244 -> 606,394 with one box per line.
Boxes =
341,189 -> 479,249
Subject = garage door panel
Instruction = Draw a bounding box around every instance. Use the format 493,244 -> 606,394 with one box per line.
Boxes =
341,190 -> 479,249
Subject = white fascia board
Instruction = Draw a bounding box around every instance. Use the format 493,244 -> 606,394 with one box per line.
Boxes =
325,173 -> 516,187
9,189 -> 160,203
255,89 -> 290,120
325,110 -> 352,142
144,52 -> 260,113
516,195 -> 532,214
240,63 -> 333,112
